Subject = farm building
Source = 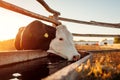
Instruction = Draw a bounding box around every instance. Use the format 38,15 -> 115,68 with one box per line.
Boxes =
99,39 -> 114,45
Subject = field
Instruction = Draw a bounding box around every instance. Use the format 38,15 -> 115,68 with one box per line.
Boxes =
75,44 -> 120,51
0,39 -> 120,51
76,44 -> 120,80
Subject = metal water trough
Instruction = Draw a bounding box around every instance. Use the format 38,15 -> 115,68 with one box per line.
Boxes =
0,50 -> 92,80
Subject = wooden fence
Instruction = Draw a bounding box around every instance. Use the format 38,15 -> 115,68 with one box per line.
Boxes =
0,0 -> 120,38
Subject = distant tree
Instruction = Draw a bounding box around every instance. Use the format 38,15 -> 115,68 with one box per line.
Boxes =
114,37 -> 120,43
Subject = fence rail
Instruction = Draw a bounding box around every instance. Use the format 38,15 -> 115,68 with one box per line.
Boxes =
0,0 -> 120,28
72,33 -> 120,37
59,17 -> 120,28
37,0 -> 60,16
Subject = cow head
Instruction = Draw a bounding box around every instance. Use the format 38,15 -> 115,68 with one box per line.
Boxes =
47,25 -> 80,61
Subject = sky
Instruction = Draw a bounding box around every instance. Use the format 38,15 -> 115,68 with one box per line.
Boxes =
0,0 -> 120,41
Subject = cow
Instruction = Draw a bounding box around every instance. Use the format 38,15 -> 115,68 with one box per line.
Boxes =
14,20 -> 56,50
47,25 -> 80,61
15,20 -> 80,61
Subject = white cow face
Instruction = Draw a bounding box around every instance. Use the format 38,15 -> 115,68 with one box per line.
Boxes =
47,25 -> 80,61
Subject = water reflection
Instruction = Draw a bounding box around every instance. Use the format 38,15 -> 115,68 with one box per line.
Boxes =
12,73 -> 22,77
9,73 -> 22,80
0,57 -> 49,80
9,78 -> 21,80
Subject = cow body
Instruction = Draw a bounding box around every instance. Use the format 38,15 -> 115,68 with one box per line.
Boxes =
15,21 -> 80,61
15,20 -> 56,50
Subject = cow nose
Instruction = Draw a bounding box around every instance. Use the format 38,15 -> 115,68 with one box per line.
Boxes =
73,55 -> 80,61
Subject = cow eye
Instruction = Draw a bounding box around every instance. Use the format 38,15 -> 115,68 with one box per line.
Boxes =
59,38 -> 63,41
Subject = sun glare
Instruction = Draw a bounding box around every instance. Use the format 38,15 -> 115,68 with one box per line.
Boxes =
0,10 -> 18,40
0,8 -> 34,41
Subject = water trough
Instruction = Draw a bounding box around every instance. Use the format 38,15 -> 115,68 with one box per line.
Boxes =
0,50 -> 92,80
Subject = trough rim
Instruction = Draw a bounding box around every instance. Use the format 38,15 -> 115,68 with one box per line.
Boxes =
43,53 -> 92,80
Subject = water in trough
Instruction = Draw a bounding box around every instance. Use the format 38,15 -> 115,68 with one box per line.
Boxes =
0,55 -> 71,80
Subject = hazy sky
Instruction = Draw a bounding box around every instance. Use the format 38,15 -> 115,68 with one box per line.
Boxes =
0,0 -> 120,41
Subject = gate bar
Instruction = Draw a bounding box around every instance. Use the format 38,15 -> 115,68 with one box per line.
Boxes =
72,33 -> 120,37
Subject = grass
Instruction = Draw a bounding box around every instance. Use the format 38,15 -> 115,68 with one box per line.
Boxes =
75,44 -> 120,80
